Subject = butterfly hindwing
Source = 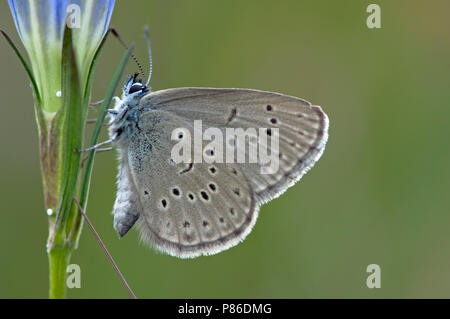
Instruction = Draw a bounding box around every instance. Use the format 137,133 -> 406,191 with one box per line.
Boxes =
124,110 -> 259,258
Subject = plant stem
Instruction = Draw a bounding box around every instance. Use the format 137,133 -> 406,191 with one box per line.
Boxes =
48,245 -> 72,299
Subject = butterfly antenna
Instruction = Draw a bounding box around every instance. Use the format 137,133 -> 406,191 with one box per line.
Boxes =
144,26 -> 152,86
110,28 -> 146,81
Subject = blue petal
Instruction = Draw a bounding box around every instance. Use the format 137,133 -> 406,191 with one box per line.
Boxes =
7,0 -> 116,113
8,0 -> 70,44
69,0 -> 115,78
8,0 -> 115,44
69,0 -> 115,36
8,0 -> 30,40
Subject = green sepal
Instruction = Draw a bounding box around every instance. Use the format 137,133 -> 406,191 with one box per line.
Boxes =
51,26 -> 83,246
0,29 -> 45,133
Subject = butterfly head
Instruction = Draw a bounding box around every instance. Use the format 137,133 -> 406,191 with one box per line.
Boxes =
122,73 -> 150,107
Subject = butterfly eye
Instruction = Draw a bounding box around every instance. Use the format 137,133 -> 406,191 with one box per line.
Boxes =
129,83 -> 144,94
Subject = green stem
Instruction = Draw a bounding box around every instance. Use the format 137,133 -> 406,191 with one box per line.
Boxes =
48,245 -> 72,299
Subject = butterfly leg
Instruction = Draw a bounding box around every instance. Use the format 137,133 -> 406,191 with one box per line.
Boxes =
95,147 -> 114,152
89,96 -> 120,107
75,138 -> 115,153
89,99 -> 104,107
80,147 -> 114,167
89,96 -> 120,111
86,118 -> 110,127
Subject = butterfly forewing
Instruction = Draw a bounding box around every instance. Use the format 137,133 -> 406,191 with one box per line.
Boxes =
140,88 -> 329,203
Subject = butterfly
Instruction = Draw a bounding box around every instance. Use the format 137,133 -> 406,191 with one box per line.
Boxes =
87,31 -> 329,258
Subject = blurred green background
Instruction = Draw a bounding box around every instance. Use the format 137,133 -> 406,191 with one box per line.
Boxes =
1,0 -> 450,298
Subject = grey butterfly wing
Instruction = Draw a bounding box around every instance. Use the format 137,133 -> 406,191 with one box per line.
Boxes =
140,88 -> 329,203
124,110 -> 259,258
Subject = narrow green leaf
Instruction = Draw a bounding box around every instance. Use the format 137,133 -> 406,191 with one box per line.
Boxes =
82,28 -> 112,107
53,26 -> 83,243
78,44 -> 134,210
0,29 -> 44,131
0,29 -> 41,105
